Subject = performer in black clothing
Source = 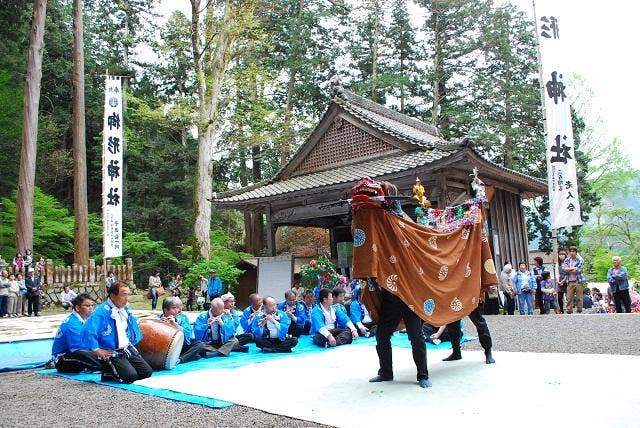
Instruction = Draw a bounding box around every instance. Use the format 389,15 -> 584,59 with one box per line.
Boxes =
369,287 -> 431,388
443,304 -> 495,364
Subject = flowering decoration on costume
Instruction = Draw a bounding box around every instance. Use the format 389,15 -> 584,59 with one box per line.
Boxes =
353,228 -> 366,247
423,299 -> 435,316
450,297 -> 463,312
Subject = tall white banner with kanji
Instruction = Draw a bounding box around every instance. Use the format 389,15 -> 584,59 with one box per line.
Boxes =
534,0 -> 582,229
102,76 -> 123,258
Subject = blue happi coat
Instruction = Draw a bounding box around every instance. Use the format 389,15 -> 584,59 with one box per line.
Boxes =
277,301 -> 306,327
81,301 -> 142,351
157,312 -> 194,346
52,312 -> 86,357
193,310 -> 237,343
310,304 -> 352,335
250,309 -> 290,341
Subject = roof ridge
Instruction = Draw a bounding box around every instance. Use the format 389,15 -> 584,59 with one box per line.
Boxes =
332,86 -> 441,138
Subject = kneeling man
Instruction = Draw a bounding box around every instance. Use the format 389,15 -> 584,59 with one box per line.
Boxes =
82,282 -> 153,383
252,296 -> 298,353
159,297 -> 207,364
51,293 -> 102,373
311,288 -> 358,347
194,298 -> 248,356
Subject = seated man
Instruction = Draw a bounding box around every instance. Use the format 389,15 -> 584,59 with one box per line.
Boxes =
349,285 -> 377,338
51,293 -> 102,373
82,282 -> 153,383
60,285 -> 77,311
277,290 -> 306,337
194,298 -> 248,356
221,292 -> 253,344
311,288 -> 358,347
240,293 -> 263,333
158,297 -> 207,364
331,287 -> 348,316
252,296 -> 298,353
300,290 -> 315,335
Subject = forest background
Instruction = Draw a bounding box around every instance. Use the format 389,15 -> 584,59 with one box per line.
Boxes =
0,0 -> 637,287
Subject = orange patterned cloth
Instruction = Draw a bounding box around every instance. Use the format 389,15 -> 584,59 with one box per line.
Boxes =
352,205 -> 498,326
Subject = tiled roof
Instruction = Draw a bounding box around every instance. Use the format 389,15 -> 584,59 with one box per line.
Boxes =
214,148 -> 454,204
332,87 -> 456,150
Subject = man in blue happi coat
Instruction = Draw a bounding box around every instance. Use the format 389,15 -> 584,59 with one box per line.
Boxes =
82,282 -> 153,383
311,288 -> 358,347
194,298 -> 248,356
158,296 -> 207,363
51,293 -> 102,373
277,290 -> 306,337
252,296 -> 298,353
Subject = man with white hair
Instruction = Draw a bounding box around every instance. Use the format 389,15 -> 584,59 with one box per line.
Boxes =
194,298 -> 248,355
499,262 -> 516,315
221,292 -> 254,344
607,256 -> 631,313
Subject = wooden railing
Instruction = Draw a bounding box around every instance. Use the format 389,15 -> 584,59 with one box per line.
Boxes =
39,258 -> 133,308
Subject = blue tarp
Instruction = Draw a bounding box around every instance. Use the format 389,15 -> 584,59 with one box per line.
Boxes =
0,339 -> 54,372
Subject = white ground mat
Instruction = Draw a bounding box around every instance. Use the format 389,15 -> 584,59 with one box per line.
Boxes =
136,345 -> 640,427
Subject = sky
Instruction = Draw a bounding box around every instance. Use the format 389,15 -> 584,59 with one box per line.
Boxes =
154,0 -> 640,167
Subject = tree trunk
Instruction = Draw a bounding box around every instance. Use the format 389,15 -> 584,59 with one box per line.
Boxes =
72,0 -> 89,265
238,147 -> 253,253
251,144 -> 263,254
370,1 -> 381,102
191,0 -> 239,259
430,0 -> 442,132
281,70 -> 295,167
16,0 -> 47,254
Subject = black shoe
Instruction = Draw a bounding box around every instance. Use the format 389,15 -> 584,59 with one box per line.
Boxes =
485,350 -> 495,364
237,345 -> 249,353
442,352 -> 462,361
369,375 -> 393,382
261,347 -> 276,353
100,372 -> 119,382
43,360 -> 55,369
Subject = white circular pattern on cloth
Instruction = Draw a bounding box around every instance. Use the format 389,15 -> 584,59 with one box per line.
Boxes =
472,296 -> 477,305
399,222 -> 406,229
353,229 -> 366,247
423,299 -> 435,316
465,263 -> 471,278
386,274 -> 398,291
372,243 -> 378,253
389,255 -> 397,264
417,266 -> 424,276
484,259 -> 497,275
428,236 -> 438,250
481,232 -> 488,243
461,228 -> 470,240
438,265 -> 449,281
450,297 -> 463,312
403,239 -> 410,248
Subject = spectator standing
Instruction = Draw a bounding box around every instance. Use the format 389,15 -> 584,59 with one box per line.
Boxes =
514,262 -> 536,315
23,249 -> 33,271
60,285 -> 77,310
607,256 -> 631,313
12,252 -> 24,275
0,270 -> 9,318
35,257 -> 46,279
563,246 -> 585,314
532,257 -> 548,314
17,273 -> 27,316
105,271 -> 117,293
7,273 -> 20,317
557,250 -> 568,313
207,270 -> 223,302
499,263 -> 516,315
25,268 -> 42,316
148,271 -> 162,310
540,271 -> 559,314
186,286 -> 195,311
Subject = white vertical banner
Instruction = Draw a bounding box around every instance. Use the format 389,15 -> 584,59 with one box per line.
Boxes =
102,76 -> 123,258
534,0 -> 582,229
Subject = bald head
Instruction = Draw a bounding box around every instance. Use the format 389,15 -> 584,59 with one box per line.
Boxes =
263,296 -> 277,314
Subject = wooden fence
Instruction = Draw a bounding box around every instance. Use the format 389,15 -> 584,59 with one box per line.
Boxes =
39,258 -> 133,308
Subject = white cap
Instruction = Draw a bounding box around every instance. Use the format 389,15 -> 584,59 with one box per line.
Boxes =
221,292 -> 234,302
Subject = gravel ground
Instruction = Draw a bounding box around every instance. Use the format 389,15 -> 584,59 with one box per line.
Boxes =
2,313 -> 638,428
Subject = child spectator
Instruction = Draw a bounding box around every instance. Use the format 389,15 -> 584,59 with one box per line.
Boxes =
12,252 -> 24,275
540,271 -> 559,314
186,286 -> 195,311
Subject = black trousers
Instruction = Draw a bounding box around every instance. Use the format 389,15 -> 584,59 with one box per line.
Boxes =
255,336 -> 298,352
236,333 -> 254,345
179,341 -> 208,364
27,294 -> 40,316
55,350 -> 102,373
613,289 -> 632,313
313,328 -> 352,347
503,295 -> 515,315
536,288 -> 546,314
303,320 -> 311,335
103,349 -> 153,384
287,322 -> 304,338
557,290 -> 566,313
376,289 -> 428,381
446,305 -> 492,352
